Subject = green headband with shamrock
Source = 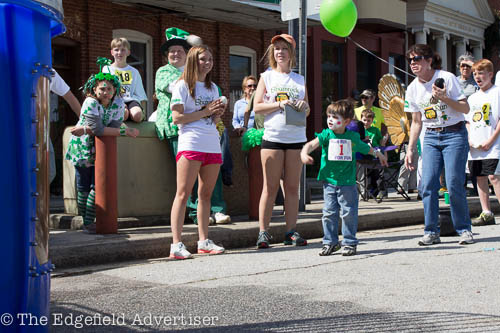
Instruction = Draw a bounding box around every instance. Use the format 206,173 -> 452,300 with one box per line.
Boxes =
82,57 -> 122,96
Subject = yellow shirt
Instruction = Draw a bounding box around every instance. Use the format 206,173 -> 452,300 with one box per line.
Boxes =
355,105 -> 385,130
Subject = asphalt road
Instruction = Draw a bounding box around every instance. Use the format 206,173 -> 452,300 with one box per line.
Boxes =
50,223 -> 500,332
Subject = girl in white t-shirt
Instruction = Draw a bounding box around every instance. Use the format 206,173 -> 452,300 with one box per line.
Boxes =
253,34 -> 310,249
169,45 -> 226,259
403,44 -> 473,246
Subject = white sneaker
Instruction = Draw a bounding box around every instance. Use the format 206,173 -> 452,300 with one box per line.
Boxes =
169,242 -> 193,260
197,239 -> 225,254
458,230 -> 474,245
213,212 -> 231,224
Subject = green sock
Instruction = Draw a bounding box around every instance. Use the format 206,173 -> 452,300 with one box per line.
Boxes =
84,189 -> 96,226
77,191 -> 89,218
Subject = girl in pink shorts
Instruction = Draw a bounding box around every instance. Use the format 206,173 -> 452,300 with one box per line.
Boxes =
169,45 -> 226,259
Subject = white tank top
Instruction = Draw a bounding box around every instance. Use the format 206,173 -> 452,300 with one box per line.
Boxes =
261,69 -> 306,143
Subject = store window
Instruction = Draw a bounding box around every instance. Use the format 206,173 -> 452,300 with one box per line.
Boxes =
356,48 -> 378,94
113,29 -> 153,118
229,46 -> 256,112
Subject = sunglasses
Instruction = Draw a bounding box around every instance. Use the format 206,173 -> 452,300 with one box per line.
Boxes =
360,96 -> 370,100
460,63 -> 471,68
246,84 -> 257,88
407,55 -> 425,62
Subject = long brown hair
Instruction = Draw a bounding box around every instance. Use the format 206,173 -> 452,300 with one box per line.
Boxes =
407,44 -> 442,70
181,45 -> 214,98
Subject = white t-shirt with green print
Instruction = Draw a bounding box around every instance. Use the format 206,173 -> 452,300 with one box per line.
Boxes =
171,80 -> 221,154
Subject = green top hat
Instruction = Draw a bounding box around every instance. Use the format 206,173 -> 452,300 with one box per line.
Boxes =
160,27 -> 192,55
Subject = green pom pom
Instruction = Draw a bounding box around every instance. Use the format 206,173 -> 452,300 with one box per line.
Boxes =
241,128 -> 264,151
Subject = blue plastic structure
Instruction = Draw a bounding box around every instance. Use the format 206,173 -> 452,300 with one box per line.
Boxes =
0,0 -> 64,331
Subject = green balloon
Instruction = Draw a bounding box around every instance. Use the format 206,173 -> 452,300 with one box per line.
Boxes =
320,0 -> 358,37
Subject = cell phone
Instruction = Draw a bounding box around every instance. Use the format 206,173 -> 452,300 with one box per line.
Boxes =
434,78 -> 444,88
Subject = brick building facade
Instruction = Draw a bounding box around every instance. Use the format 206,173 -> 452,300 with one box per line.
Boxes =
54,0 -> 279,127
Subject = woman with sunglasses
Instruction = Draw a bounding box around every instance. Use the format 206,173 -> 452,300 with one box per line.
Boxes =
232,75 -> 258,136
457,53 -> 478,98
404,44 -> 473,246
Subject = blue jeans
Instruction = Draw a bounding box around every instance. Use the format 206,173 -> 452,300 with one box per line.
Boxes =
421,125 -> 471,234
75,166 -> 95,193
322,183 -> 359,246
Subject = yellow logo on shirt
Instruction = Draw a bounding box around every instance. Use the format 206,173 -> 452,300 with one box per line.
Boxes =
424,106 -> 437,119
275,92 -> 290,102
482,103 -> 491,125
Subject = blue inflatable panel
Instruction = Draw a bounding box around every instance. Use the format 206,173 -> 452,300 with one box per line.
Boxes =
0,1 -> 63,331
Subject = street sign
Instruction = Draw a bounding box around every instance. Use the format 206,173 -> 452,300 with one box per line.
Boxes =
281,0 -> 322,21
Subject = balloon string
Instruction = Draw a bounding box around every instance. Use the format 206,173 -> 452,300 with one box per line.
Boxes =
347,37 -> 416,79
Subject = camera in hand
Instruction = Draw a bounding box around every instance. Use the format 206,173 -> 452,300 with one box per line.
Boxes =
430,78 -> 445,104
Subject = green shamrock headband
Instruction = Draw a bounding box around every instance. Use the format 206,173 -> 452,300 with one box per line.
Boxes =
82,57 -> 122,96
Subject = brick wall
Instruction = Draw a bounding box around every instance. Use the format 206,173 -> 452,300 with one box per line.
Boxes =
59,0 -> 276,126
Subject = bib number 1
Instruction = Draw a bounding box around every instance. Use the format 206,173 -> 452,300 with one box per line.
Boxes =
328,139 -> 352,161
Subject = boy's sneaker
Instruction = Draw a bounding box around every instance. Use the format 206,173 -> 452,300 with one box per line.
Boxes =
169,242 -> 193,260
197,239 -> 225,254
342,245 -> 357,256
284,230 -> 308,246
458,230 -> 474,245
212,212 -> 231,224
319,243 -> 341,256
256,231 -> 272,249
472,211 -> 495,226
418,233 -> 441,246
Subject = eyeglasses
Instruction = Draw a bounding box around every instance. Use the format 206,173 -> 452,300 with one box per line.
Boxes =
246,84 -> 257,88
460,63 -> 471,68
360,96 -> 370,100
407,55 -> 425,62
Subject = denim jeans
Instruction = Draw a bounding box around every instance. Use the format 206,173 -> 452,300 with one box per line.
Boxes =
322,183 -> 359,246
421,125 -> 471,234
75,166 -> 95,193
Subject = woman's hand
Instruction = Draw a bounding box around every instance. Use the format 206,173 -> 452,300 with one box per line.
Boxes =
294,100 -> 309,113
203,99 -> 225,117
405,149 -> 416,171
432,82 -> 447,101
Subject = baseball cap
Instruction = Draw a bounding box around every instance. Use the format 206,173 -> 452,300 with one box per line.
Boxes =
360,89 -> 375,98
271,34 -> 296,49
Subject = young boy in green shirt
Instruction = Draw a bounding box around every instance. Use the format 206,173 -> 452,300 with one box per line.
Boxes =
301,100 -> 387,256
361,109 -> 389,200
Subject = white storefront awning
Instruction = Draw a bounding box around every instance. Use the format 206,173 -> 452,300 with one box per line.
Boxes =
407,0 -> 494,47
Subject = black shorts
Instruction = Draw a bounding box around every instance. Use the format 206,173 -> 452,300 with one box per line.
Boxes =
126,100 -> 142,110
261,140 -> 305,150
468,159 -> 500,177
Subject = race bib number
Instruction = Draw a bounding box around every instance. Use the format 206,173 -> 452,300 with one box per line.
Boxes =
328,139 -> 352,161
115,70 -> 133,85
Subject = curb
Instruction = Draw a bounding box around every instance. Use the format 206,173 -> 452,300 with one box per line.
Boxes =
49,197 -> 498,269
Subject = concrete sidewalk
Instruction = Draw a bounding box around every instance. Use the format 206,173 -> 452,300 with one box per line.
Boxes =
49,193 -> 497,269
